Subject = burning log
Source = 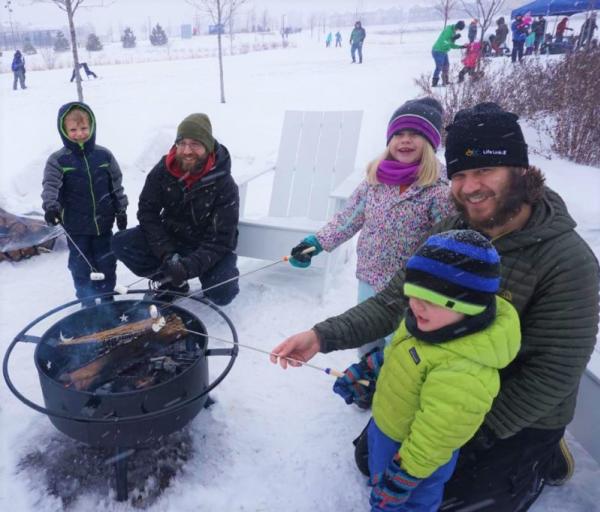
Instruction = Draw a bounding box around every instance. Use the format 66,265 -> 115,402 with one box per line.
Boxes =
58,314 -> 189,391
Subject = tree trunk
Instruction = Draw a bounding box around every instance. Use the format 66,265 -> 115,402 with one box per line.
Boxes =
66,0 -> 83,102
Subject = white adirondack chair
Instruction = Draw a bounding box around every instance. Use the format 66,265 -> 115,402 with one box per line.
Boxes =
236,110 -> 363,295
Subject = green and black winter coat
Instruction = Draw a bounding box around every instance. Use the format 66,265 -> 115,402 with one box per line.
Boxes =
314,187 -> 599,439
41,102 -> 128,236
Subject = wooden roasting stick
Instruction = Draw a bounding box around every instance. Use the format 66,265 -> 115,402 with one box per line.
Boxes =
58,313 -> 186,391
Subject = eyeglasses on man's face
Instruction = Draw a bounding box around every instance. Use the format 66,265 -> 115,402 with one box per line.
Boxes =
176,140 -> 205,152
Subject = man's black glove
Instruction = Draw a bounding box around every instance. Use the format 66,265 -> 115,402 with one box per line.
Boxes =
44,208 -> 61,226
161,254 -> 188,286
115,211 -> 127,231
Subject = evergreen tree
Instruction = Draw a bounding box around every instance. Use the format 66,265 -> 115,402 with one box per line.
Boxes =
150,23 -> 168,46
86,33 -> 103,51
121,27 -> 136,48
54,31 -> 70,52
23,38 -> 37,55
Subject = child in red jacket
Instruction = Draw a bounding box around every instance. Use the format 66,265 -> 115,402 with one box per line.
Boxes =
458,41 -> 482,83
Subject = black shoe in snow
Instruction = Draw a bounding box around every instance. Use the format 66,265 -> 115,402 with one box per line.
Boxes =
546,437 -> 575,486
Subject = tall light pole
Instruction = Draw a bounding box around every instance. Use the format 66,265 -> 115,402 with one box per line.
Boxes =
4,1 -> 15,45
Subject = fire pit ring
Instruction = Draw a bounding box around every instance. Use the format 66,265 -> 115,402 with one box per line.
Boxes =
3,290 -> 238,500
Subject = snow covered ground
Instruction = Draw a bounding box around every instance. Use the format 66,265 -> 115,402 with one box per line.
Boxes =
1,22 -> 600,512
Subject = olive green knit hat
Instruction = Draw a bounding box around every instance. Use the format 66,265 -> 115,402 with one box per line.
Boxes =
176,113 -> 214,153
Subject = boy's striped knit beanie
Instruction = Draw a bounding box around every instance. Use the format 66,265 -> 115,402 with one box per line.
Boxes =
404,229 -> 500,315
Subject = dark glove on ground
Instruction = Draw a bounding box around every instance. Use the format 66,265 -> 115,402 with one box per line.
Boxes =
333,349 -> 384,409
289,235 -> 323,268
44,208 -> 61,226
161,254 -> 188,286
369,454 -> 421,510
115,211 -> 127,231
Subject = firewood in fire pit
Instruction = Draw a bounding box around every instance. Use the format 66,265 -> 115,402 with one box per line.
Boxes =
58,314 -> 189,391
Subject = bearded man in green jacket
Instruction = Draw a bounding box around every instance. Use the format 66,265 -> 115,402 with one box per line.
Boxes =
270,102 -> 600,512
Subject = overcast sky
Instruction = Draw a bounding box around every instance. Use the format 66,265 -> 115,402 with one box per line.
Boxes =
5,0 -> 413,32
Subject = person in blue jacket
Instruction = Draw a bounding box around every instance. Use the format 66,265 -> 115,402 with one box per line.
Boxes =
11,50 -> 26,90
511,15 -> 529,63
41,102 -> 128,307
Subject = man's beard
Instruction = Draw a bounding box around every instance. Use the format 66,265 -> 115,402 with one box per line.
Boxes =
176,154 -> 208,173
452,169 -> 528,231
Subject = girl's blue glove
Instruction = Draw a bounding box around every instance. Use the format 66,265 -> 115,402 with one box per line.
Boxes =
369,454 -> 421,510
289,235 -> 323,268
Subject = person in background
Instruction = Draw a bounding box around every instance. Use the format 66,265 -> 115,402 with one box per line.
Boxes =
494,16 -> 509,55
468,19 -> 478,43
70,62 -> 98,82
531,15 -> 546,52
431,20 -> 466,86
42,102 -> 128,307
335,31 -> 342,47
325,32 -> 333,48
525,29 -> 536,55
271,102 -> 599,512
350,21 -> 366,63
11,50 -> 26,90
555,17 -> 573,43
578,12 -> 598,48
511,14 -> 529,62
333,230 -> 521,512
458,40 -> 482,82
288,98 -> 454,356
112,114 -> 239,305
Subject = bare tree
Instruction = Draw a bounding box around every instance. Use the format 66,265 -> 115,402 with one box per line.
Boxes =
35,0 -> 115,101
433,0 -> 459,28
187,0 -> 248,104
460,0 -> 506,44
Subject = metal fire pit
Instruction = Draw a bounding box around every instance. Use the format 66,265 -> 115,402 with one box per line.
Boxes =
3,292 -> 238,501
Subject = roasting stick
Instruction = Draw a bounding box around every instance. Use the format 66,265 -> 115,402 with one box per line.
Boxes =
180,326 -> 370,387
115,247 -> 317,298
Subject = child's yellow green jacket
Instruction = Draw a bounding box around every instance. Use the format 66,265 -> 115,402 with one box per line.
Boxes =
372,296 -> 521,478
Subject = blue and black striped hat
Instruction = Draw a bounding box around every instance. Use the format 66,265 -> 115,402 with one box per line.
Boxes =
404,229 -> 500,315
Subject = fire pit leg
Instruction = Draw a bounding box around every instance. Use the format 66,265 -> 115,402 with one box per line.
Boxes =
114,447 -> 129,502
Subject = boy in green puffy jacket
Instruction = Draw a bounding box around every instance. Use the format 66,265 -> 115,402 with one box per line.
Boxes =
334,229 -> 521,512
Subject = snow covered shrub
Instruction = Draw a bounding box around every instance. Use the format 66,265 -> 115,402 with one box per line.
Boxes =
23,38 -> 37,55
39,47 -> 57,70
86,33 -> 103,51
417,51 -> 600,166
150,24 -> 168,46
54,31 -> 70,52
122,27 -> 136,48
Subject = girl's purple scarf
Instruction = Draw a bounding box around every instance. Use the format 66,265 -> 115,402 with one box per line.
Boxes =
376,159 -> 420,186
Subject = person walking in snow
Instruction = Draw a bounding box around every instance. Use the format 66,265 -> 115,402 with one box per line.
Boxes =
325,32 -> 333,48
11,50 -> 26,90
42,102 -> 128,307
431,20 -> 466,86
271,102 -> 599,511
112,114 -> 240,305
333,229 -> 521,512
288,98 -> 454,355
335,31 -> 342,47
531,15 -> 546,53
350,21 -> 366,63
